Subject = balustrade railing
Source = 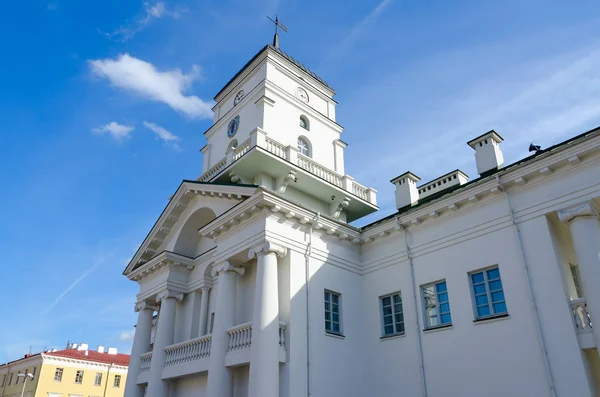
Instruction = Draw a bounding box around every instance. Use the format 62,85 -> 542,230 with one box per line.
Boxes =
297,153 -> 343,187
571,298 -> 593,333
233,138 -> 252,161
199,158 -> 227,182
352,182 -> 369,201
265,137 -> 287,159
139,351 -> 152,373
227,322 -> 253,352
164,335 -> 212,366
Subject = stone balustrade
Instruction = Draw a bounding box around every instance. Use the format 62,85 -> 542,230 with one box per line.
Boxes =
197,128 -> 377,205
139,351 -> 152,373
571,298 -> 593,333
225,321 -> 287,353
164,335 -> 212,366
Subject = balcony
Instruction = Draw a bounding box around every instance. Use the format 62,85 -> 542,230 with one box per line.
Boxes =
570,298 -> 595,349
198,128 -> 377,222
138,321 -> 287,381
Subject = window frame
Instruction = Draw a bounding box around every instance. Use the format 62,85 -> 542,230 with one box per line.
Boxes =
421,280 -> 452,330
8,373 -> 13,385
54,368 -> 63,382
297,136 -> 311,157
324,289 -> 343,336
379,292 -> 405,338
299,115 -> 310,130
113,375 -> 121,388
94,372 -> 102,386
569,263 -> 583,299
469,266 -> 508,320
74,370 -> 84,384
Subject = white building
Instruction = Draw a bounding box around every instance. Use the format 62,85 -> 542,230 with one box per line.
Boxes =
122,42 -> 600,397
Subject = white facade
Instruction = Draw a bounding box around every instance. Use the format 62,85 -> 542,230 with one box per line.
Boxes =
122,44 -> 600,397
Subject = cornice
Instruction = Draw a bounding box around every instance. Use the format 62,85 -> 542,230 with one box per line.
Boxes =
129,251 -> 195,282
361,131 -> 600,245
40,355 -> 128,371
198,189 -> 361,245
0,355 -> 42,372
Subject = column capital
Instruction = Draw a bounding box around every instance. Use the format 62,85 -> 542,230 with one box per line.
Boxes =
211,261 -> 245,277
558,201 -> 599,224
134,301 -> 158,313
248,241 -> 287,259
156,290 -> 184,303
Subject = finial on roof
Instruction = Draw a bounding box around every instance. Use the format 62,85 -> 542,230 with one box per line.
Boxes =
267,15 -> 288,48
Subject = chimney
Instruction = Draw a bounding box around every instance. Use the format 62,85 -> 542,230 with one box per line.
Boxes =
107,347 -> 118,355
467,130 -> 504,176
97,346 -> 105,353
77,343 -> 88,351
390,172 -> 421,209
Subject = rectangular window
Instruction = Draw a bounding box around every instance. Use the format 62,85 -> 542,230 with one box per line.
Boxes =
570,263 -> 583,298
54,368 -> 63,382
113,375 -> 121,388
75,370 -> 84,384
2,374 -> 5,387
324,290 -> 342,335
209,313 -> 215,334
32,367 -> 36,380
380,292 -> 405,337
24,369 -> 28,380
94,373 -> 102,386
470,267 -> 507,319
9,373 -> 13,385
16,372 -> 20,384
422,280 -> 452,328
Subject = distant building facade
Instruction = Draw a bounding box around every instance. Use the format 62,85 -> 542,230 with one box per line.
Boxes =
122,43 -> 600,397
0,344 -> 129,397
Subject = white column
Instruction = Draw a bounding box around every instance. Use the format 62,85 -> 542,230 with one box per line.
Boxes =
207,262 -> 245,397
248,241 -> 287,397
146,290 -> 183,397
198,286 -> 211,336
124,301 -> 156,397
559,201 -> 600,347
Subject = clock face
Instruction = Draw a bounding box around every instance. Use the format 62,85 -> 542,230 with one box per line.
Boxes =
227,116 -> 240,138
233,90 -> 245,106
295,87 -> 309,103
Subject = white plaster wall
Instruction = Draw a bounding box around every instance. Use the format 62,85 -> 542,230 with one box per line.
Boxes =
170,374 -> 207,397
216,63 -> 267,121
232,366 -> 249,397
235,259 -> 256,325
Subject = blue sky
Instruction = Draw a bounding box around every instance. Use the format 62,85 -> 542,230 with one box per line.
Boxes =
1,0 -> 600,362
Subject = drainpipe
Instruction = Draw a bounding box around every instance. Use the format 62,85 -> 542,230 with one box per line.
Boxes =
396,216 -> 428,397
102,363 -> 113,397
495,175 -> 556,397
305,212 -> 320,397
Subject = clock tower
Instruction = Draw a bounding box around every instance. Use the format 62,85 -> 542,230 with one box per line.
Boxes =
198,44 -> 377,223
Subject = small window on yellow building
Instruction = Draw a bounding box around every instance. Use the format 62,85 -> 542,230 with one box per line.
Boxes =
113,375 -> 121,388
54,368 -> 63,382
94,373 -> 102,386
75,370 -> 84,384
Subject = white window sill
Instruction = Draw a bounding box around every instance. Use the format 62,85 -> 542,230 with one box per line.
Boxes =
325,331 -> 345,339
380,332 -> 406,341
473,313 -> 510,325
423,324 -> 453,334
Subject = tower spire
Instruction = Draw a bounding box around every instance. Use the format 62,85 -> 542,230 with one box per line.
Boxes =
267,15 -> 288,48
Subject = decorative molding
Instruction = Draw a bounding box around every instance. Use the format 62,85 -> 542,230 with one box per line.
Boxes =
332,197 -> 351,220
211,261 -> 245,277
276,170 -> 297,194
248,241 -> 288,259
156,290 -> 184,303
129,251 -> 195,282
558,201 -> 599,224
135,301 -> 158,313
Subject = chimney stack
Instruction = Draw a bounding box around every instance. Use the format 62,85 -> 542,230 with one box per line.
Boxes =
390,172 -> 421,209
97,346 -> 105,353
107,347 -> 118,355
467,130 -> 504,176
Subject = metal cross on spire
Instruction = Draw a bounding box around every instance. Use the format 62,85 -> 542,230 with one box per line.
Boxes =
267,15 -> 287,48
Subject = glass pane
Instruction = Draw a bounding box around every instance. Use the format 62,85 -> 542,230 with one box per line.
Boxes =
493,302 -> 507,314
439,303 -> 450,313
332,322 -> 340,333
324,292 -> 330,302
440,313 -> 452,324
436,282 -> 447,293
428,315 -> 439,327
384,325 -> 394,335
394,304 -> 402,314
382,296 -> 391,306
471,272 -> 484,283
324,301 -> 330,310
393,294 -> 401,304
383,306 -> 392,315
475,295 -> 489,305
325,311 -> 330,320
398,322 -> 405,333
383,315 -> 393,325
394,313 -> 403,323
332,313 -> 339,322
332,294 -> 339,304
491,291 -> 505,303
489,280 -> 503,291
325,319 -> 331,330
477,306 -> 491,317
487,268 -> 500,280
473,284 -> 487,295
437,292 -> 448,303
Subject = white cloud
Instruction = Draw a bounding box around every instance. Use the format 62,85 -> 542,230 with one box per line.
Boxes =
100,2 -> 186,42
143,121 -> 181,150
92,122 -> 134,141
119,330 -> 136,341
320,0 -> 393,68
89,54 -> 212,119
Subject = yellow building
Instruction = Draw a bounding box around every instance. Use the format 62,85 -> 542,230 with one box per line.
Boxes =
0,345 -> 129,397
